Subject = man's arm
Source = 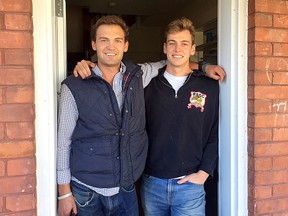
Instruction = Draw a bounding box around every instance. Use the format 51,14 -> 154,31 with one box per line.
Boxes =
57,84 -> 78,216
73,60 -> 226,82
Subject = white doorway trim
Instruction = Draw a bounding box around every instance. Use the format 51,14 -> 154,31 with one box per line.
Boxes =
33,0 -> 66,215
218,0 -> 248,215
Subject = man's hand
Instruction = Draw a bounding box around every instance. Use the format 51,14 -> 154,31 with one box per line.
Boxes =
58,195 -> 77,216
177,170 -> 209,185
73,60 -> 95,79
205,65 -> 226,82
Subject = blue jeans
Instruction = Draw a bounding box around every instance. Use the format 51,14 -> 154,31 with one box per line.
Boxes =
71,181 -> 139,216
141,175 -> 206,216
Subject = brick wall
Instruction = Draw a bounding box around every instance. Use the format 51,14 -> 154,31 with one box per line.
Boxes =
0,0 -> 36,215
248,0 -> 288,215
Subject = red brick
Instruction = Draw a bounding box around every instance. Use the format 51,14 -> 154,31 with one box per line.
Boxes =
272,100 -> 288,113
0,196 -> 3,212
273,183 -> 288,198
5,86 -> 34,103
255,86 -> 288,100
255,0 -> 288,14
0,50 -> 2,65
0,68 -> 33,85
273,72 -> 288,85
273,128 -> 288,141
4,49 -> 33,66
7,158 -> 35,176
256,198 -> 288,214
254,128 -> 273,142
255,185 -> 272,199
0,0 -> 32,13
254,42 -> 273,56
0,88 -> 2,104
254,100 -> 273,113
274,43 -> 288,56
0,32 -> 32,49
255,157 -> 272,171
255,170 -> 288,185
0,160 -> 5,176
2,211 -> 36,216
0,104 -> 34,122
4,14 -> 32,31
273,156 -> 288,170
247,86 -> 254,100
255,28 -> 288,43
6,122 -> 34,140
254,114 -> 288,128
273,213 -> 288,216
253,72 -> 273,84
255,13 -> 272,27
273,14 -> 288,28
255,142 -> 288,157
0,141 -> 34,158
0,123 -> 4,140
6,193 -> 36,211
0,176 -> 35,195
0,14 -> 3,30
255,57 -> 288,71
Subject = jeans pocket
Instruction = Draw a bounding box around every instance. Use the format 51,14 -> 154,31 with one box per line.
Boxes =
71,181 -> 94,207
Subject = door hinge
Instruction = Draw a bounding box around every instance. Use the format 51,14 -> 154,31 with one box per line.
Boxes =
56,0 -> 63,17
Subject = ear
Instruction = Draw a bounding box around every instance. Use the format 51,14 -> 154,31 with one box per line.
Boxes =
190,44 -> 196,56
163,43 -> 167,54
124,41 -> 129,52
91,40 -> 96,51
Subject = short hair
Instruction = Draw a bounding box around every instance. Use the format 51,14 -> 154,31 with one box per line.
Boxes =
165,17 -> 195,44
90,15 -> 129,42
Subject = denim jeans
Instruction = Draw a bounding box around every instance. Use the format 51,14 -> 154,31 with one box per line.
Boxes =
71,181 -> 139,216
141,175 -> 206,216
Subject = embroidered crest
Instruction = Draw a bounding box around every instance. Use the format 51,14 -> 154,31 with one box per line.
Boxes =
187,91 -> 207,112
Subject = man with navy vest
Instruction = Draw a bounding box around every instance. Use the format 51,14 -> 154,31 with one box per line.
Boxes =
56,15 -> 160,216
141,17 -> 219,216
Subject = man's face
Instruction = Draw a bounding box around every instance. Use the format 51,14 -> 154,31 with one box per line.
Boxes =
92,24 -> 129,68
163,30 -> 195,68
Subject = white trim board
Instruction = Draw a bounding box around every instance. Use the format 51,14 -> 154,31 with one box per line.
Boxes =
218,0 -> 248,215
33,0 -> 58,215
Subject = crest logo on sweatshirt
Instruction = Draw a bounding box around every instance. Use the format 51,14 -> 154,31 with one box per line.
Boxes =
187,91 -> 207,112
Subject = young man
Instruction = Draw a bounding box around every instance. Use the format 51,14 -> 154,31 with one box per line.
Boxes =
142,17 -> 219,216
57,15 -> 163,216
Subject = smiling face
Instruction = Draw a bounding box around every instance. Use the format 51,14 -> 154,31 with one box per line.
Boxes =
91,24 -> 129,69
164,29 -> 195,75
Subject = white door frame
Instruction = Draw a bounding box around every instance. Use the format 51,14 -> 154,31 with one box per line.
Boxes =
218,0 -> 248,215
33,0 -> 66,215
33,0 -> 248,215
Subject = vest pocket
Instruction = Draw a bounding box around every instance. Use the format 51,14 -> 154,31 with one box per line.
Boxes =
70,137 -> 118,187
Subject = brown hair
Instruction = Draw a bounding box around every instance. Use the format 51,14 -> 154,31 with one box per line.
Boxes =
165,17 -> 195,44
90,15 -> 129,42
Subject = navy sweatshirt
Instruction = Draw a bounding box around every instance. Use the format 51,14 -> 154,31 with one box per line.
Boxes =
144,66 -> 219,179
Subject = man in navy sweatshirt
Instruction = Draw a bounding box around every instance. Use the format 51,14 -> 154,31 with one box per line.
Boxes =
142,17 -> 219,216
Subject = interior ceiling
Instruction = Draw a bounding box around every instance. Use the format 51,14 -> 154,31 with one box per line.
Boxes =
67,0 -> 217,29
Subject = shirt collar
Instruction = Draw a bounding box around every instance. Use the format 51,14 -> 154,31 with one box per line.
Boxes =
91,61 -> 126,78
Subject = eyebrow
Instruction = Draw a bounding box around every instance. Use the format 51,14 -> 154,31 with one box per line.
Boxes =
167,39 -> 190,43
98,37 -> 124,41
